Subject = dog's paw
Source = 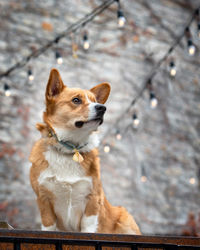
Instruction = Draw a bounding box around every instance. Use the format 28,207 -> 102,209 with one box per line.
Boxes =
41,223 -> 56,231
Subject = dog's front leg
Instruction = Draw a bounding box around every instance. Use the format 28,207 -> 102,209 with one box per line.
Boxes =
37,197 -> 57,231
81,194 -> 99,233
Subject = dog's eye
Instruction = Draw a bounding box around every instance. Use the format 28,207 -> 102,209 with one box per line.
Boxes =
72,98 -> 82,104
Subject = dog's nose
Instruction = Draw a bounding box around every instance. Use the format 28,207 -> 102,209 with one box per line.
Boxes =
95,104 -> 106,113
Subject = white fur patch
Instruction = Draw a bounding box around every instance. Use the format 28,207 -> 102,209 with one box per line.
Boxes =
81,215 -> 98,233
85,92 -> 99,120
82,132 -> 100,152
42,223 -> 56,231
39,147 -> 93,232
88,102 -> 99,120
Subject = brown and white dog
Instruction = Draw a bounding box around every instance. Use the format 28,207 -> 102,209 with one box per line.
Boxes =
29,69 -> 141,234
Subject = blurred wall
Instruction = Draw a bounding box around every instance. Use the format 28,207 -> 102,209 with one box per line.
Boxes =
0,0 -> 200,234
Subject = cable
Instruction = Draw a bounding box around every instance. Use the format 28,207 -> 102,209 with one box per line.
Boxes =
0,0 -> 115,79
101,6 -> 200,142
1,2 -> 199,144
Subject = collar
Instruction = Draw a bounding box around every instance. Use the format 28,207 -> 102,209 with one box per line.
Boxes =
48,130 -> 88,152
47,129 -> 87,163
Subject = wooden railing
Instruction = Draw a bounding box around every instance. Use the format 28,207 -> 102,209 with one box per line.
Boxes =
0,229 -> 200,250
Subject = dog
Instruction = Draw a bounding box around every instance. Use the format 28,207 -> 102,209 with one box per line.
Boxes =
29,68 -> 141,234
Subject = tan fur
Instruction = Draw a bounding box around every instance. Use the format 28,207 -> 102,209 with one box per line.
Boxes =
29,69 -> 141,234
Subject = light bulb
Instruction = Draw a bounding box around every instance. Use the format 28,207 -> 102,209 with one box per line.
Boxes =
55,51 -> 63,64
117,10 -> 126,28
187,40 -> 196,56
189,177 -> 196,185
57,57 -> 63,64
150,92 -> 158,109
4,83 -> 11,97
28,69 -> 34,81
29,74 -> 34,81
115,130 -> 122,140
83,33 -> 90,50
141,176 -> 147,183
104,145 -> 110,153
132,114 -> 140,128
83,41 -> 90,50
169,61 -> 176,77
141,166 -> 147,182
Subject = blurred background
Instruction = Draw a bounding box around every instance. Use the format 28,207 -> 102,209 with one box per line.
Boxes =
0,0 -> 200,235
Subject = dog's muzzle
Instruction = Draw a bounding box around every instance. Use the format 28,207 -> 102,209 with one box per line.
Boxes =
75,104 -> 106,128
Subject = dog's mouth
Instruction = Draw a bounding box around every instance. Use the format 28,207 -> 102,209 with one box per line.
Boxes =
75,117 -> 103,128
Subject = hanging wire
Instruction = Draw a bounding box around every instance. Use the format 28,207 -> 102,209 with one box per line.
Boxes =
101,6 -> 200,143
1,2 -> 199,146
0,0 -> 116,80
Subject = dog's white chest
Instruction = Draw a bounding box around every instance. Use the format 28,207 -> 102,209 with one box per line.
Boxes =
38,147 -> 92,231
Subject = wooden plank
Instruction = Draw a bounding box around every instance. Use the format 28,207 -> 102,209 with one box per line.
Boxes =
0,229 -> 199,246
137,248 -> 163,250
0,242 -> 13,250
102,247 -> 131,250
63,246 -> 95,250
20,243 -> 56,250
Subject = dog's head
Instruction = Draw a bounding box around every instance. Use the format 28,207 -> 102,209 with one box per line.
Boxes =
43,69 -> 110,141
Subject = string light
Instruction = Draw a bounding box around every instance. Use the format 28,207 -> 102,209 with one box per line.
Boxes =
115,0 -> 126,28
132,113 -> 140,129
187,39 -> 196,56
169,61 -> 177,77
4,83 -> 11,97
141,166 -> 147,183
28,68 -> 34,81
83,32 -> 90,50
189,177 -> 196,185
115,130 -> 122,140
150,92 -> 158,109
54,37 -> 63,64
0,1 -> 199,151
185,27 -> 196,56
147,80 -> 158,109
104,144 -> 110,153
117,9 -> 126,28
141,176 -> 147,183
55,51 -> 63,64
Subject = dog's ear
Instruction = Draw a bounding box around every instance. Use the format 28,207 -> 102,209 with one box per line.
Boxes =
46,69 -> 65,100
90,83 -> 110,104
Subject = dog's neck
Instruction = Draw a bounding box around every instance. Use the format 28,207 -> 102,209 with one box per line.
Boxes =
50,127 -> 100,154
